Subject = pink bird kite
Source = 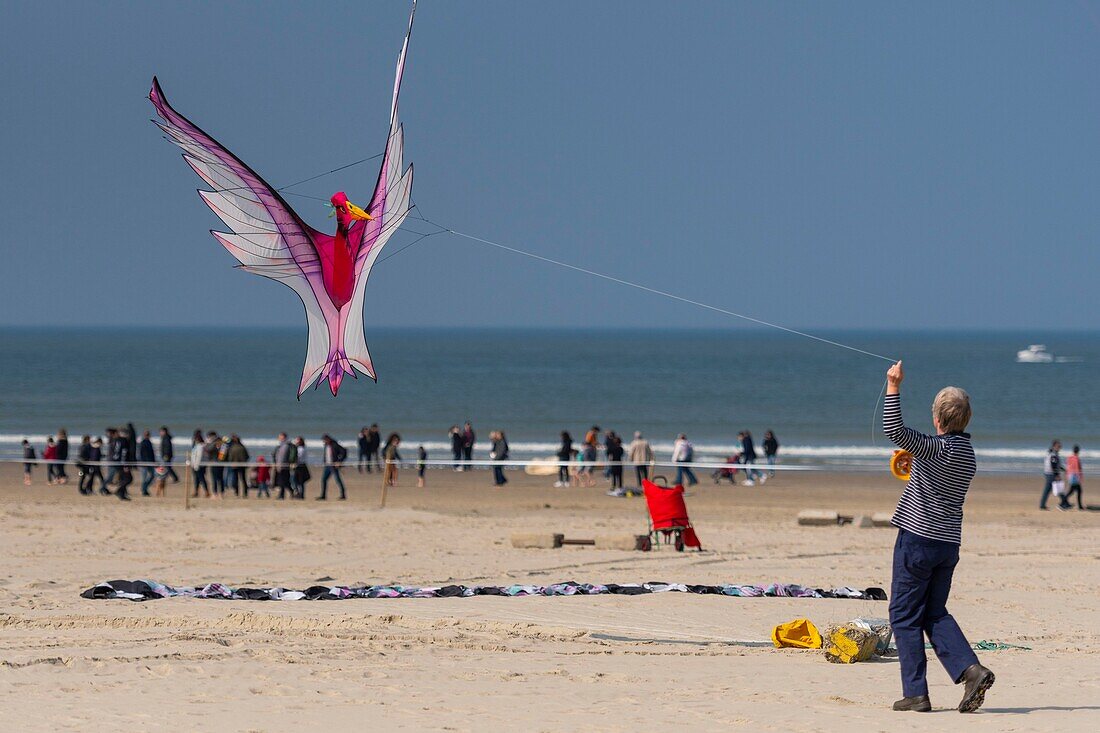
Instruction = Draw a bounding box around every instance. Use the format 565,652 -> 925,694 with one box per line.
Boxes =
150,2 -> 416,397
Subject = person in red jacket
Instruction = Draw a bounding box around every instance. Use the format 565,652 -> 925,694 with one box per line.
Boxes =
254,456 -> 271,498
43,438 -> 58,484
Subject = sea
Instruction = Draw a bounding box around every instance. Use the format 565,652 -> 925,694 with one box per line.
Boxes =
1,328 -> 1096,473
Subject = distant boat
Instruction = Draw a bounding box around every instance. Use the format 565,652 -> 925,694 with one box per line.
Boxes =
1016,344 -> 1054,363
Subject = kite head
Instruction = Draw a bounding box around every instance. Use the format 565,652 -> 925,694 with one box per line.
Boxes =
330,191 -> 374,225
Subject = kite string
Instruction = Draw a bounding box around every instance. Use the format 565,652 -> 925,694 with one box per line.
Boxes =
276,152 -> 384,192
871,377 -> 889,447
410,214 -> 897,364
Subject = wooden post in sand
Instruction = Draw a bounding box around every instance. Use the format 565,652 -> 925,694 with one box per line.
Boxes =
378,460 -> 388,509
184,460 -> 191,510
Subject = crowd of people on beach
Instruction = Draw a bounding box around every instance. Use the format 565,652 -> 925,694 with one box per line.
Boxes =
1040,439 -> 1086,511
20,424 -> 405,501
19,422 -> 783,501
546,427 -> 779,490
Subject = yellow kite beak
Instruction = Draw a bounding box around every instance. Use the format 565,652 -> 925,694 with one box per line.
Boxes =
345,200 -> 374,221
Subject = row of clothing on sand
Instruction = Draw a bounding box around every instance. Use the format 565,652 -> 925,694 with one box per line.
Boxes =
82,579 -> 887,602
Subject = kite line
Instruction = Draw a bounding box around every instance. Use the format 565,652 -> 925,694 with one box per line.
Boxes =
395,213 -> 897,364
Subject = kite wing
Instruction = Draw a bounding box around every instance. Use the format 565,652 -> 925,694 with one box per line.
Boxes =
149,78 -> 339,397
342,0 -> 417,380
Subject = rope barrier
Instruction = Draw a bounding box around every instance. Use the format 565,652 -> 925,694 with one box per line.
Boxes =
0,456 -> 1041,476
4,457 -> 828,471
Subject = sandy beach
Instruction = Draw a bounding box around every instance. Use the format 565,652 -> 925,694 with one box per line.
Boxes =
0,464 -> 1096,731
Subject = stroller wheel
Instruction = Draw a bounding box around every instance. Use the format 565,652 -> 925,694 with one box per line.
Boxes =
674,532 -> 684,552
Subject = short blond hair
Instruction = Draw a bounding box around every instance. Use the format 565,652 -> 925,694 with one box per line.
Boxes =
932,387 -> 971,433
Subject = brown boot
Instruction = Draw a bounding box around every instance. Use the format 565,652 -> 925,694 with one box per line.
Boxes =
957,663 -> 995,713
893,695 -> 931,712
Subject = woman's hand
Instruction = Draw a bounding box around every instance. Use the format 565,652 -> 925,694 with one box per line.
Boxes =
886,360 -> 904,394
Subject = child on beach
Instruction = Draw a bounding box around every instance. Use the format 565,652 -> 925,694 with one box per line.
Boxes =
255,456 -> 271,498
417,445 -> 427,488
22,440 -> 35,485
883,360 -> 994,713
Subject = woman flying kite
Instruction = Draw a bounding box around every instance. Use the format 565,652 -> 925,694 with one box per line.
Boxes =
149,2 -> 416,397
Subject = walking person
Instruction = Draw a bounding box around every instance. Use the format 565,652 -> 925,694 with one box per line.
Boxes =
603,430 -> 616,480
357,427 -> 370,473
159,427 -> 180,483
382,433 -> 401,487
366,424 -> 382,472
319,434 -> 348,500
76,435 -> 93,495
882,360 -> 994,714
763,430 -> 779,478
138,430 -> 157,496
417,445 -> 427,488
88,438 -> 107,494
740,430 -> 764,486
628,431 -> 654,486
293,437 -> 311,499
555,431 -> 573,487
1064,445 -> 1084,511
273,432 -> 296,500
217,435 -> 233,496
226,435 -> 250,497
43,438 -> 58,484
672,434 -> 698,487
490,430 -> 509,486
578,432 -> 598,488
449,425 -> 463,470
102,428 -> 119,488
462,422 -> 476,468
607,431 -> 624,489
190,430 -> 210,498
98,433 -> 116,493
1039,439 -> 1063,510
113,427 -> 134,501
55,429 -> 69,484
22,439 -> 35,485
206,433 -> 224,497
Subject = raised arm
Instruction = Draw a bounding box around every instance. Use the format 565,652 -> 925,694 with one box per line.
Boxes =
883,360 -> 944,460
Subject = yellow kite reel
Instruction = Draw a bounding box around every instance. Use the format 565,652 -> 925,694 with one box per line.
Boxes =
890,450 -> 912,481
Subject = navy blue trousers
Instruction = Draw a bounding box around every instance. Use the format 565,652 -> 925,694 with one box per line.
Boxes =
889,529 -> 978,698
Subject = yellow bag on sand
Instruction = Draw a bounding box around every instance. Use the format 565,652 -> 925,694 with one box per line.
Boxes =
772,618 -> 822,649
823,624 -> 878,664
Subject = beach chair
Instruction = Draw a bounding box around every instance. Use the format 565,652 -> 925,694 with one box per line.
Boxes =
642,476 -> 702,551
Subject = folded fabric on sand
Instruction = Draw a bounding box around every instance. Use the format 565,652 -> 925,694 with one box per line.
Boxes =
772,618 -> 823,649
81,580 -> 888,602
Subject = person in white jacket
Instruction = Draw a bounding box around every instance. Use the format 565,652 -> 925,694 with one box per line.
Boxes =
672,434 -> 698,486
189,431 -> 210,498
628,432 -> 654,486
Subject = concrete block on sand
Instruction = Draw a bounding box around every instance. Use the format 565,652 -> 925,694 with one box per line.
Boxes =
852,515 -> 875,528
797,510 -> 839,526
510,533 -> 564,549
595,534 -> 648,551
872,512 -> 893,527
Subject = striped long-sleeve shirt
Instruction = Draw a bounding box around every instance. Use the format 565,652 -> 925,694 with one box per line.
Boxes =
883,393 -> 976,545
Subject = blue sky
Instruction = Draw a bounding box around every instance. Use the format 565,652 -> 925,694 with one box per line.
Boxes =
2,1 -> 1098,329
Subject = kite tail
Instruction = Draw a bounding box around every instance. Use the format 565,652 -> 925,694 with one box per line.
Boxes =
299,313 -> 359,397
318,347 -> 355,396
